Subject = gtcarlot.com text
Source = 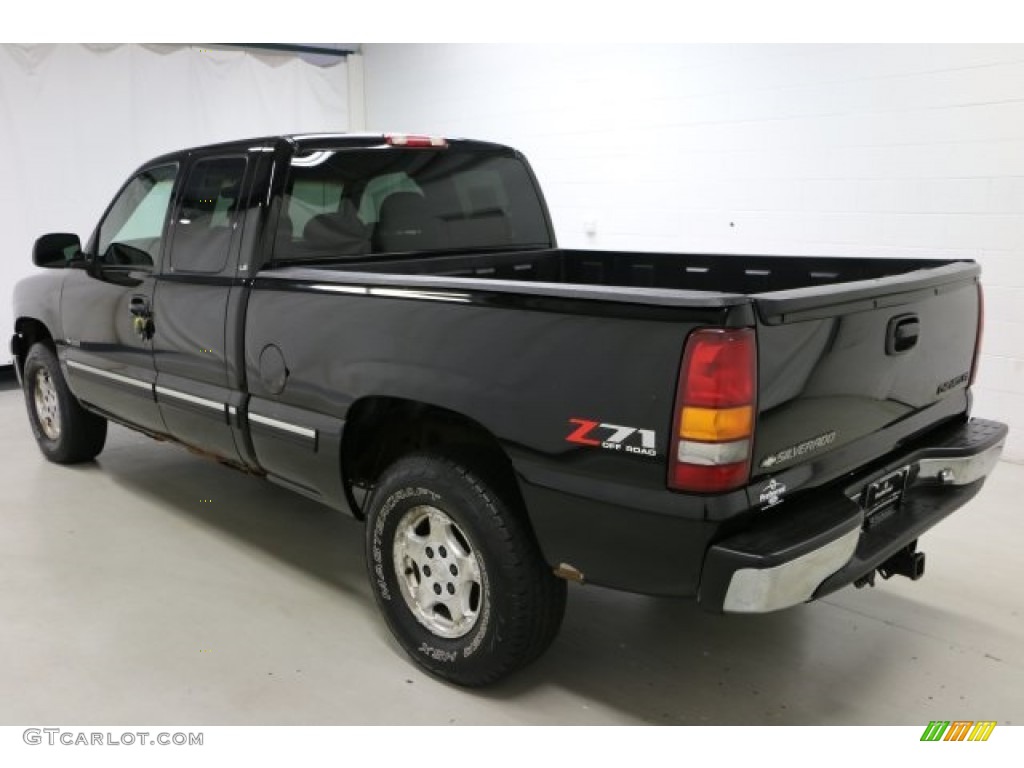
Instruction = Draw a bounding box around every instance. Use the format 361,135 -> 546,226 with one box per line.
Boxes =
23,729 -> 203,746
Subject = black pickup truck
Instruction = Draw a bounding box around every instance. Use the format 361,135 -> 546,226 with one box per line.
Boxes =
12,133 -> 1007,685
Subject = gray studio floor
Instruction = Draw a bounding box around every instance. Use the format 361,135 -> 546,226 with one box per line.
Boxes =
1,374 -> 1021,726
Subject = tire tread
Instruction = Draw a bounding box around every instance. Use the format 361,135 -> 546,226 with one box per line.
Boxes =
23,343 -> 107,464
366,453 -> 566,686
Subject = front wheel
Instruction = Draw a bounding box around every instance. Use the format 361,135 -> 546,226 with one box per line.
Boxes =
22,343 -> 107,464
365,454 -> 566,686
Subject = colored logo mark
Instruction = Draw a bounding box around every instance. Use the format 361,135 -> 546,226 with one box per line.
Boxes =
920,720 -> 996,742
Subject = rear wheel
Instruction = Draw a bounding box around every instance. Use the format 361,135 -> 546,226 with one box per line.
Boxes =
22,343 -> 107,464
365,453 -> 566,686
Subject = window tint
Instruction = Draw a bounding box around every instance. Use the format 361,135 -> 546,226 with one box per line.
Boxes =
275,148 -> 551,261
358,173 -> 421,224
169,156 -> 247,273
97,164 -> 177,269
287,179 -> 344,237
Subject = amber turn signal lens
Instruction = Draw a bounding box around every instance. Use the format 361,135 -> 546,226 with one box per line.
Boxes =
679,405 -> 753,442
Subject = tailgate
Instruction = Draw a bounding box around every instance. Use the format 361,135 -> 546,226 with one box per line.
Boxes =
751,262 -> 981,481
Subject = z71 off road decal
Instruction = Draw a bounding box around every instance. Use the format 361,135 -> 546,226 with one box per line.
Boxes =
566,418 -> 658,457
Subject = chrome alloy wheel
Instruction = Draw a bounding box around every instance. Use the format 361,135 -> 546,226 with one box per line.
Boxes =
393,505 -> 484,639
33,368 -> 61,440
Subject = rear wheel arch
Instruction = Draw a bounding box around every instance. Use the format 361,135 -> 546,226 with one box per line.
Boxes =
341,397 -> 529,523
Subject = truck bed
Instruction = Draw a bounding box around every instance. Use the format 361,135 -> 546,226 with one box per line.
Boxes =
262,247 -> 982,496
330,248 -> 953,294
280,247 -> 976,324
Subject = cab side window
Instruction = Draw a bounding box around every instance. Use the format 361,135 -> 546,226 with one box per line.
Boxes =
169,156 -> 248,274
96,164 -> 178,269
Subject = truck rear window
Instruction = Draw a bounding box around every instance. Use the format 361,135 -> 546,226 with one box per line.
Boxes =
274,148 -> 551,261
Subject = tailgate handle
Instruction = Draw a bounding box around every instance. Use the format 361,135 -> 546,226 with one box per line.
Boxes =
886,314 -> 920,355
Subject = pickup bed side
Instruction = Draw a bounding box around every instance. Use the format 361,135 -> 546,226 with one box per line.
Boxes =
241,259 -> 1001,605
244,267 -> 748,595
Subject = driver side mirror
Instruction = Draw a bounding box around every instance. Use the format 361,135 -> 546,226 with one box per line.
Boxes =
33,233 -> 82,268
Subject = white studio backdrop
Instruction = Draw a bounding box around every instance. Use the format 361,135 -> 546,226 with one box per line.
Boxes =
363,43 -> 1024,462
0,43 -> 349,357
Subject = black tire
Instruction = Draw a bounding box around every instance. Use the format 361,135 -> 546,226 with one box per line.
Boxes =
365,453 -> 566,686
22,343 -> 107,464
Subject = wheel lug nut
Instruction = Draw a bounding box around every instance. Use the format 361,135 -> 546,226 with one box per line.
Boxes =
449,564 -> 458,576
447,583 -> 455,595
439,546 -> 447,559
425,547 -> 434,558
433,583 -> 442,595
423,565 -> 432,577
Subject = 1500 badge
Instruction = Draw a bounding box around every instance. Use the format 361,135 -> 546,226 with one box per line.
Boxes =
566,418 -> 658,457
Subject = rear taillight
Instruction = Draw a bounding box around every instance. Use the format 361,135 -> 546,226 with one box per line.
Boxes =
969,283 -> 984,387
385,134 -> 448,148
669,328 -> 757,493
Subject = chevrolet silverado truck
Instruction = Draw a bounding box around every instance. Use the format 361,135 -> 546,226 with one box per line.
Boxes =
11,133 -> 1007,686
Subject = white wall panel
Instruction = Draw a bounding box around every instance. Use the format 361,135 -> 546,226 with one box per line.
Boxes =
364,43 -> 1024,461
1,43 -> 348,351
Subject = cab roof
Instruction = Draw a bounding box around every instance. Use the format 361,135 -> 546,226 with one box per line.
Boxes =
143,133 -> 515,167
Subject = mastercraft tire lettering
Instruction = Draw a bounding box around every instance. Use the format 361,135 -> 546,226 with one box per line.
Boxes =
364,454 -> 566,686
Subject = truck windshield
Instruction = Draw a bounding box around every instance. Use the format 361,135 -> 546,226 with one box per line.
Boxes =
274,147 -> 552,261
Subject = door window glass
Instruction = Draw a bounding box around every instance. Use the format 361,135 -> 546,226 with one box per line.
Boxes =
96,164 -> 177,269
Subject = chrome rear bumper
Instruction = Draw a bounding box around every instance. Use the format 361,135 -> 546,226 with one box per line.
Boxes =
700,418 -> 1006,614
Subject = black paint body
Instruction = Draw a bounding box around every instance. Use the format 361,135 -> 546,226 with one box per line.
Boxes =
11,134 -> 1002,603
